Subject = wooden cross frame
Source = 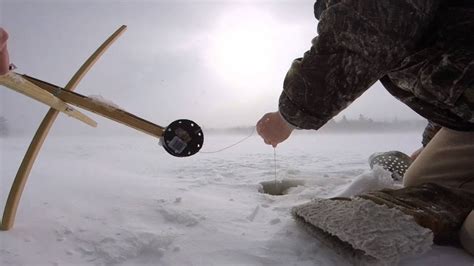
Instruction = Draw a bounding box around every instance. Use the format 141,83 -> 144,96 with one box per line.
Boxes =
0,25 -> 204,230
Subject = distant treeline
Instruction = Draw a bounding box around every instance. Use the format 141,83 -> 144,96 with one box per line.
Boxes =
205,115 -> 428,134
317,115 -> 427,133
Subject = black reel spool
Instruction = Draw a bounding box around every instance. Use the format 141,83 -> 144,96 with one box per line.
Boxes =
162,119 -> 204,157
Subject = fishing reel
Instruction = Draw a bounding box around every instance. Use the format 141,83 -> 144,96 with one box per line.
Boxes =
162,119 -> 204,157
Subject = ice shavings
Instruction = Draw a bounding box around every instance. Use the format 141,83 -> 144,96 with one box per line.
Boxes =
336,165 -> 402,198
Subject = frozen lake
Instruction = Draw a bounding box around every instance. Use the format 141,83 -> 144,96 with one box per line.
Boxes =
1,132 -> 472,265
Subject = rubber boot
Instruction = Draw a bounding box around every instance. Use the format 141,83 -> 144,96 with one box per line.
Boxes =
359,183 -> 474,245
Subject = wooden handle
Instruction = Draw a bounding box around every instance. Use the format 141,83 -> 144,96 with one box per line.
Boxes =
24,75 -> 165,138
0,72 -> 97,127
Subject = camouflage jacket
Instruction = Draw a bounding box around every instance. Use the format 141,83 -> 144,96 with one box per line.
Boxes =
279,0 -> 474,144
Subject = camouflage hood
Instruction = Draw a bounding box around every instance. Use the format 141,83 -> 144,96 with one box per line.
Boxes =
279,0 -> 474,132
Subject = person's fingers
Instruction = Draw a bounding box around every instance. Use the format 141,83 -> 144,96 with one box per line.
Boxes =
257,124 -> 266,138
256,123 -> 262,135
256,115 -> 268,134
257,111 -> 285,147
0,28 -> 9,75
0,46 -> 9,75
0,28 -> 8,50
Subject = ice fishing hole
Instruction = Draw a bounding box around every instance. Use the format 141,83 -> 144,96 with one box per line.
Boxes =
258,179 -> 305,196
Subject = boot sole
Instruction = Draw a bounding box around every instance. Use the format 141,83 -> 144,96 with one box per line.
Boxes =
292,197 -> 433,265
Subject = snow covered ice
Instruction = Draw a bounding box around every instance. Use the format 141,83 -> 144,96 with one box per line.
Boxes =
1,132 -> 473,265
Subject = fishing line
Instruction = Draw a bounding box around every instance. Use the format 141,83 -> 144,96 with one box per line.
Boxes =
274,147 -> 278,183
198,127 -> 279,184
200,127 -> 256,154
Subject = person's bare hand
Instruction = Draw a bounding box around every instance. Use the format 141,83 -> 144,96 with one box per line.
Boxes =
0,27 -> 10,75
256,111 -> 293,147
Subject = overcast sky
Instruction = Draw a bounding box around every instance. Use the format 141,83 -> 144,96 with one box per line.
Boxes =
0,0 -> 421,134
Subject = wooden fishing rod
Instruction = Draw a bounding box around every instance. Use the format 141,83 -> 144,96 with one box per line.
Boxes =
0,25 -> 204,231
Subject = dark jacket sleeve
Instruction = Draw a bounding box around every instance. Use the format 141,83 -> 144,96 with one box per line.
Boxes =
279,0 -> 441,129
422,121 -> 441,146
